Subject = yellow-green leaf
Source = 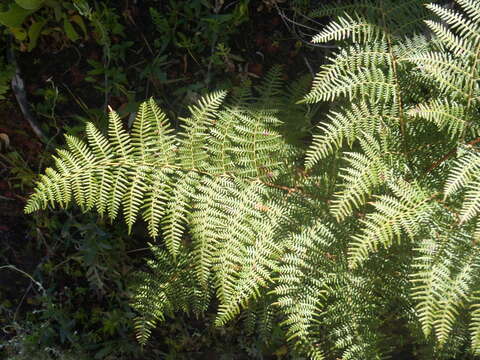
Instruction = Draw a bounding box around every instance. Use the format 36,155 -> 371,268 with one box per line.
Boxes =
15,0 -> 44,10
63,18 -> 80,42
27,19 -> 47,51
0,4 -> 34,28
70,15 -> 88,38
10,26 -> 27,41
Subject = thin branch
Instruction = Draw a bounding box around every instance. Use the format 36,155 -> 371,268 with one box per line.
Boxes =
0,265 -> 46,297
425,137 -> 480,174
7,37 -> 46,142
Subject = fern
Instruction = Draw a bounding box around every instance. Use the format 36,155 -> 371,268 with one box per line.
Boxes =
25,0 -> 480,358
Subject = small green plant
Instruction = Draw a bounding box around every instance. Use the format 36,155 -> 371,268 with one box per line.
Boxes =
0,0 -> 88,51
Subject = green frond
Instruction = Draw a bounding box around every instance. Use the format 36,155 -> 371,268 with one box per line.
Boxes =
470,293 -> 480,354
161,171 -> 199,257
65,135 -> 96,165
186,90 -> 227,124
108,108 -> 133,158
459,178 -> 480,223
131,101 -> 154,162
207,109 -> 238,175
310,1 -> 377,19
408,99 -> 467,139
411,235 -> 447,338
303,67 -> 395,104
311,41 -> 389,85
444,146 -> 480,198
215,215 -> 282,326
177,90 -> 227,170
348,180 -> 435,269
408,51 -> 476,100
148,98 -> 176,165
212,181 -> 277,308
86,122 -> 113,159
131,99 -> 175,165
255,65 -> 285,106
305,102 -> 392,167
312,13 -> 381,44
134,315 -> 158,346
273,222 -> 335,360
189,177 -> 230,287
411,225 -> 479,346
132,247 -> 208,345
433,262 -> 474,345
425,20 -> 476,58
24,1 -> 480,356
427,3 -> 480,49
457,0 -> 480,23
107,167 -> 129,220
123,166 -> 150,233
330,142 -> 385,221
311,0 -> 427,37
142,169 -> 172,238
230,111 -> 284,178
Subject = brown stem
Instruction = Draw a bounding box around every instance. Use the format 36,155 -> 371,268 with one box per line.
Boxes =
425,137 -> 480,174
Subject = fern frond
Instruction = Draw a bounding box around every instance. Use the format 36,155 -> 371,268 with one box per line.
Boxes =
309,1 -> 377,19
177,90 -> 227,170
189,177 -> 231,287
305,101 -> 391,167
457,0 -> 480,23
408,99 -> 467,139
312,13 -> 381,44
309,41 -> 390,90
274,222 -> 335,360
411,225 -> 479,346
108,108 -> 133,158
444,146 -> 480,197
142,169 -> 172,238
303,67 -> 395,104
123,166 -> 150,233
212,181 -> 279,315
148,98 -> 176,165
132,247 -> 207,345
470,293 -> 480,354
131,99 -> 175,164
459,178 -> 480,223
427,3 -> 480,50
425,20 -> 476,58
330,137 -> 385,221
107,167 -> 130,220
255,65 -> 285,107
161,171 -> 199,256
230,111 -> 284,178
86,122 -> 113,159
348,180 -> 435,269
408,51 -> 475,100
25,1 -> 480,356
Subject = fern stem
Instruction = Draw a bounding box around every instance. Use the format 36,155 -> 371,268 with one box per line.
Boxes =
380,0 -> 408,156
462,41 -> 480,141
424,137 -> 480,174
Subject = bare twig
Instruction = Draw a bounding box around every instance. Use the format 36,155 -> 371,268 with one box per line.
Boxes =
274,2 -> 338,49
0,265 -> 46,297
7,37 -> 46,142
425,137 -> 480,174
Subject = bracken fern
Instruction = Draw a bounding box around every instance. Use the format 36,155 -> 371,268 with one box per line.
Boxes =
25,1 -> 480,358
